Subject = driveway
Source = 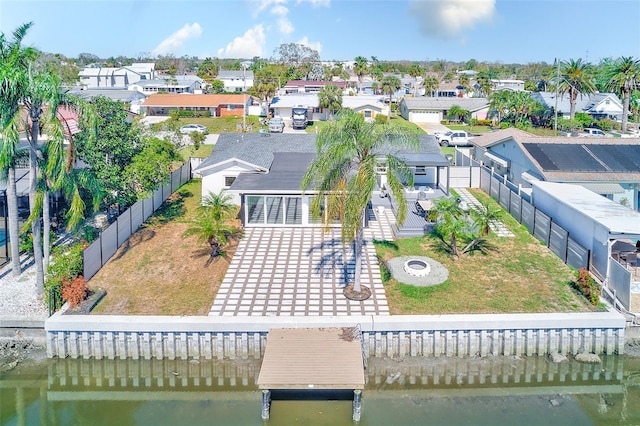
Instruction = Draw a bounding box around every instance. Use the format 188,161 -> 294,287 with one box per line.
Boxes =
416,122 -> 451,135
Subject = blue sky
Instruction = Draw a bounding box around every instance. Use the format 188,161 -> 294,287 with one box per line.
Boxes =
1,0 -> 639,64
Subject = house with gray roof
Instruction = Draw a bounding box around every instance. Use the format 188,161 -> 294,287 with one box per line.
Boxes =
531,92 -> 624,121
269,94 -> 389,122
470,128 -> 640,209
78,63 -> 155,89
218,69 -> 254,92
399,97 -> 490,123
128,75 -> 203,95
194,133 -> 451,230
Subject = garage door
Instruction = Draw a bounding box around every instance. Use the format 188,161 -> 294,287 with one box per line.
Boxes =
410,110 -> 441,123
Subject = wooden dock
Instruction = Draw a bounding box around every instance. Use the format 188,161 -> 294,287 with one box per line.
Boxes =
257,327 -> 366,421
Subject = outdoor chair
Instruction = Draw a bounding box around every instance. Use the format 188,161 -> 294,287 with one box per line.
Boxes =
625,252 -> 637,268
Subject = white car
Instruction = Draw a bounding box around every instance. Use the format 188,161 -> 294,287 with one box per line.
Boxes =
268,118 -> 285,133
179,124 -> 208,134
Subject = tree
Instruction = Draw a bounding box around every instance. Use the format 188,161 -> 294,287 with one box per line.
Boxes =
380,75 -> 401,117
301,110 -> 419,299
209,79 -> 224,94
75,96 -> 177,210
603,56 -> 640,132
318,84 -> 342,120
183,190 -> 240,262
0,22 -> 37,276
458,73 -> 470,94
558,58 -> 596,120
423,75 -> 439,97
353,56 -> 369,87
273,43 -> 320,80
432,197 -> 485,259
470,201 -> 502,236
447,105 -> 469,124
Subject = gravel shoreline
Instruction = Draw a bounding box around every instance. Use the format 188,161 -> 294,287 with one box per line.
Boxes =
0,255 -> 49,320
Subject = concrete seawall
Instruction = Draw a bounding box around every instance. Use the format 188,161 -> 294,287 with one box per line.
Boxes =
45,311 -> 626,359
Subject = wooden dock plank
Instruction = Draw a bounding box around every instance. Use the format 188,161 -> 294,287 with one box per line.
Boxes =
257,327 -> 365,390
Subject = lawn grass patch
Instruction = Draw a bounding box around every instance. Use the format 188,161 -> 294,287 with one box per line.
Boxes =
89,179 -> 238,316
179,144 -> 214,162
375,189 -> 594,315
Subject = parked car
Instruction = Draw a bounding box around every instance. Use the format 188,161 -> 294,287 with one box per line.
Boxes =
268,117 -> 285,133
180,124 -> 208,134
436,130 -> 474,147
579,128 -> 610,137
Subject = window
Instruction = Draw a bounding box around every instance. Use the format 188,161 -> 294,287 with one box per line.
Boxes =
364,110 -> 372,118
415,166 -> 426,175
224,176 -> 236,187
227,104 -> 235,110
375,163 -> 387,174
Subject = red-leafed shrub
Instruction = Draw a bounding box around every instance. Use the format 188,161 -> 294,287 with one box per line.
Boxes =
61,276 -> 89,307
572,268 -> 601,306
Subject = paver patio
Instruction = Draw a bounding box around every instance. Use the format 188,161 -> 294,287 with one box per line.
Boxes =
209,226 -> 391,316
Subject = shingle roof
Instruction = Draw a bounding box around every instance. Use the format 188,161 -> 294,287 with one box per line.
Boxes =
67,88 -> 148,102
402,97 -> 489,112
196,133 -> 318,171
195,133 -> 447,173
218,70 -> 254,80
230,152 -> 315,192
142,93 -> 246,107
531,92 -> 623,115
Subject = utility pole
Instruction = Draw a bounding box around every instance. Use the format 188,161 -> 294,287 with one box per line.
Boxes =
554,58 -> 560,136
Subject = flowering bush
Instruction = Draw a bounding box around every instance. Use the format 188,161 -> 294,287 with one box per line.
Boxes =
61,276 -> 88,307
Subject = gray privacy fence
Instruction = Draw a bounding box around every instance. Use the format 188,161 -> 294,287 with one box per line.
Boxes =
478,167 -> 589,272
83,162 -> 192,280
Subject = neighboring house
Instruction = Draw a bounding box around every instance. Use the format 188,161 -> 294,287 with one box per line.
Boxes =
471,128 -> 640,209
217,69 -> 254,92
269,94 -> 389,122
531,92 -> 625,121
490,79 -> 525,92
78,62 -> 155,89
194,133 -> 450,228
128,75 -> 203,94
281,80 -> 347,94
66,87 -> 148,113
399,97 -> 490,123
140,93 -> 251,117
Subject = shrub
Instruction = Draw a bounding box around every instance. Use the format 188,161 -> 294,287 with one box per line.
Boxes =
472,119 -> 492,126
375,114 -> 388,124
572,268 -> 601,306
45,242 -> 85,311
61,276 -> 88,307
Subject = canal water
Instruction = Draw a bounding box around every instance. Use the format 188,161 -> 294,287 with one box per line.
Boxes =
2,354 -> 639,425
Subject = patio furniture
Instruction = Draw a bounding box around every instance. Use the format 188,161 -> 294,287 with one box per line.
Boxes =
624,252 -> 637,267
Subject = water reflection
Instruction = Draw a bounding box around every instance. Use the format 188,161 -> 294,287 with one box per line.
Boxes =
1,355 -> 639,425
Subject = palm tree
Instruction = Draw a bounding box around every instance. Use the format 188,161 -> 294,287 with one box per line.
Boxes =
381,76 -> 401,118
423,75 -> 439,97
447,105 -> 469,124
432,197 -> 485,259
0,22 -> 38,276
558,58 -> 596,120
470,201 -> 502,236
603,56 -> 640,133
301,109 -> 419,299
183,190 -> 240,262
353,56 -> 369,89
318,84 -> 342,120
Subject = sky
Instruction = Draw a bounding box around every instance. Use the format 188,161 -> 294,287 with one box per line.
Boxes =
1,0 -> 639,64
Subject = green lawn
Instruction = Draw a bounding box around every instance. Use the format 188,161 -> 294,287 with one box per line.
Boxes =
305,114 -> 425,134
155,116 -> 267,134
375,188 -> 595,315
178,144 -> 214,162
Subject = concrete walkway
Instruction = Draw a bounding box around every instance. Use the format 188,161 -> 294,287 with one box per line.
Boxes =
455,188 -> 515,237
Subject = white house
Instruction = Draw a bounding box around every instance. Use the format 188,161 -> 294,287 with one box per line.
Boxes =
194,133 -> 451,230
269,94 -> 390,122
490,79 -> 525,92
218,69 -> 254,92
78,62 -> 155,89
531,92 -> 625,121
399,97 -> 490,123
128,75 -> 203,94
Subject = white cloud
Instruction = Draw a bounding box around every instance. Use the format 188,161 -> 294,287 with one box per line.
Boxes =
253,0 -> 286,17
296,0 -> 330,6
152,23 -> 202,56
409,0 -> 496,40
217,25 -> 266,58
271,5 -> 295,34
297,36 -> 322,54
